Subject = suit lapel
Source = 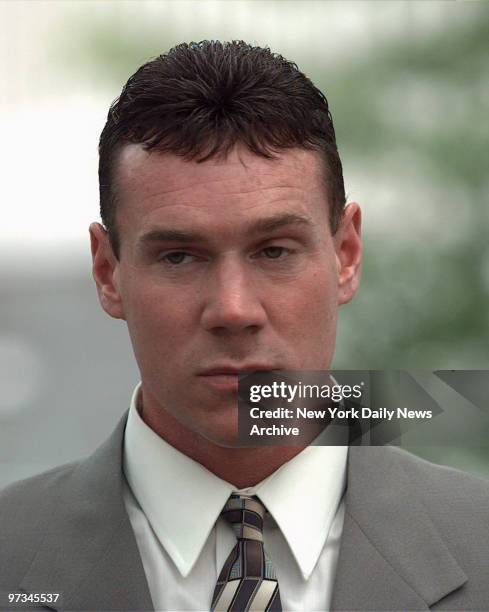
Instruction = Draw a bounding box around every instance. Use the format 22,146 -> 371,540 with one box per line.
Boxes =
20,413 -> 154,612
17,416 -> 468,611
332,446 -> 467,611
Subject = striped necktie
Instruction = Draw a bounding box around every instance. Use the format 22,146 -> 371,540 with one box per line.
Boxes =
211,494 -> 282,612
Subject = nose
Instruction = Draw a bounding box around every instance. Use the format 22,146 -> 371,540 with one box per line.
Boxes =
201,257 -> 267,334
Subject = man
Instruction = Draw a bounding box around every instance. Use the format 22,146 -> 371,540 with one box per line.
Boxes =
1,40 -> 488,612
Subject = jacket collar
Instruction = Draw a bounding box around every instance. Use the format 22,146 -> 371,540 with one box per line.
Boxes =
332,445 -> 467,610
20,415 -> 467,611
20,413 -> 154,612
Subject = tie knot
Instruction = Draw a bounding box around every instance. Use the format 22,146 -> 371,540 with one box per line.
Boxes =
222,494 -> 265,542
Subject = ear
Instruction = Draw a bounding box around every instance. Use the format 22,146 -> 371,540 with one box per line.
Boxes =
89,222 -> 125,320
334,203 -> 362,305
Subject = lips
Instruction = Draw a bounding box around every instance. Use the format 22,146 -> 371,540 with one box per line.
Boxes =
198,364 -> 279,376
197,365 -> 279,392
197,371 -> 241,393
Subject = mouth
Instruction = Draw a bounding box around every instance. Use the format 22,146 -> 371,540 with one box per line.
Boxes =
197,365 -> 279,392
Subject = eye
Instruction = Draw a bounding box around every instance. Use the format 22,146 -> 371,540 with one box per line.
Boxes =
160,251 -> 195,265
262,246 -> 289,259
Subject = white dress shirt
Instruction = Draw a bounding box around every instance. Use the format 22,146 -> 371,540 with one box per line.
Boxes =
123,383 -> 348,612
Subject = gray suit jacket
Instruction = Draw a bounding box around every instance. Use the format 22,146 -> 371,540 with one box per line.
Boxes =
1,413 -> 489,611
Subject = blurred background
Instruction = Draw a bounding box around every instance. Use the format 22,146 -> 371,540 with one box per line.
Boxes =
1,0 -> 488,488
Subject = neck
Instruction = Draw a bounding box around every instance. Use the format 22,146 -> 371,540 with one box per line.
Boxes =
138,389 -> 307,488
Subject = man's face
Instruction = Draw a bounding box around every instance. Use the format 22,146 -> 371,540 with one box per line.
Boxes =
91,144 -> 361,445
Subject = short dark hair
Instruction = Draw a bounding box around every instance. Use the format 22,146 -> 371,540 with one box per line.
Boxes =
99,40 -> 345,258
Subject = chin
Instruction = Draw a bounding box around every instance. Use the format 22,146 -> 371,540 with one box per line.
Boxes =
199,422 -> 242,449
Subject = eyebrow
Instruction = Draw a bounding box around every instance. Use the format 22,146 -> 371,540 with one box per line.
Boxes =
137,212 -> 313,247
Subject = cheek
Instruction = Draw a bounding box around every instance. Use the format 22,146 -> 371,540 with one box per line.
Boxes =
122,278 -> 193,355
273,268 -> 338,366
277,267 -> 338,324
310,273 -> 338,326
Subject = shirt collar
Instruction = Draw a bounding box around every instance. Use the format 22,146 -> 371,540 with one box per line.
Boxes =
123,383 -> 348,580
250,429 -> 348,579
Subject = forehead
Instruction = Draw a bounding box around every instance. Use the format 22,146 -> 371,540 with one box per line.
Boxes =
113,143 -> 329,233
